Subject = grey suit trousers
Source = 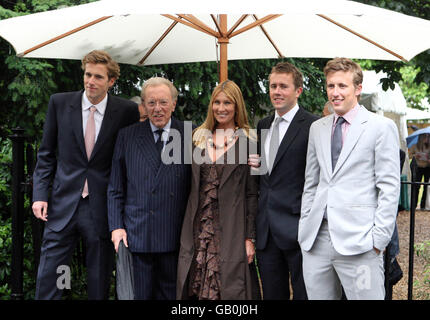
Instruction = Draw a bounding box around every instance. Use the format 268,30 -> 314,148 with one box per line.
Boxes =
301,220 -> 385,300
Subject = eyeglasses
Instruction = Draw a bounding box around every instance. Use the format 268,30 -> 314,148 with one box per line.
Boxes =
145,99 -> 170,108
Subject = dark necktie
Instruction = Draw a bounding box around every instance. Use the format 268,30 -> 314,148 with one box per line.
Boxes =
154,129 -> 164,167
331,116 -> 346,171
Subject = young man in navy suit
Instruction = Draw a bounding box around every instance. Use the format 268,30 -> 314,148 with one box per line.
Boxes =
250,62 -> 318,300
108,77 -> 192,300
32,50 -> 139,299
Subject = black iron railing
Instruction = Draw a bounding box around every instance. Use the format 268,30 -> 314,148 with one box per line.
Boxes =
7,130 -> 426,299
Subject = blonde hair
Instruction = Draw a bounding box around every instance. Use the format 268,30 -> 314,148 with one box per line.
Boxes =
81,50 -> 120,79
193,80 -> 255,147
324,57 -> 363,101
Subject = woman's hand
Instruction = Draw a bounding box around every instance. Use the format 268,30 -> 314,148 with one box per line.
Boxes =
245,239 -> 256,264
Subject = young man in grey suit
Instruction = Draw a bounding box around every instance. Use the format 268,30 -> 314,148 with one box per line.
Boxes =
32,50 -> 140,299
108,77 -> 192,300
299,58 -> 400,299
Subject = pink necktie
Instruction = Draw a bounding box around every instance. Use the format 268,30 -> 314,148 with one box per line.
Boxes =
82,106 -> 96,198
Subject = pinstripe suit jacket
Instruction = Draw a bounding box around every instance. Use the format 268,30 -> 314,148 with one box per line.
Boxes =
107,118 -> 192,253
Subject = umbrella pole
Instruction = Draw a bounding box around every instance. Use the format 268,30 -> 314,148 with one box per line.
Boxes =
218,14 -> 228,82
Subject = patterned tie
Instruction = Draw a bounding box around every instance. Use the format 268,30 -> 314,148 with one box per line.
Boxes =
82,106 -> 96,198
331,116 -> 346,171
268,117 -> 283,174
154,129 -> 164,168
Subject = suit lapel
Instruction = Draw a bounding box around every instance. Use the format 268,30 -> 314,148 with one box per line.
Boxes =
189,152 -> 201,222
69,91 -> 87,159
320,114 -> 334,176
136,120 -> 161,173
332,106 -> 369,176
260,115 -> 274,148
272,108 -> 304,171
219,133 -> 247,189
136,117 -> 184,176
157,118 -> 183,177
258,115 -> 273,174
90,94 -> 118,161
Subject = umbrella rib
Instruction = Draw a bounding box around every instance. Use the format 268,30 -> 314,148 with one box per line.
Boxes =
138,19 -> 179,66
163,14 -> 219,37
252,14 -> 284,58
177,14 -> 220,37
317,14 -> 408,62
226,14 -> 249,38
18,16 -> 113,56
210,14 -> 224,37
229,14 -> 282,38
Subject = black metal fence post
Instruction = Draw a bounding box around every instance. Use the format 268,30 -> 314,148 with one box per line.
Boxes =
408,157 -> 418,300
24,142 -> 43,276
384,243 -> 392,300
9,127 -> 26,300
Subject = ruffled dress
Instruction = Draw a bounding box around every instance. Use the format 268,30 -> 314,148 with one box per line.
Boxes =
188,162 -> 224,300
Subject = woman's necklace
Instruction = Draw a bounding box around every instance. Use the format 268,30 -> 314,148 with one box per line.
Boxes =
207,135 -> 235,149
208,127 -> 238,150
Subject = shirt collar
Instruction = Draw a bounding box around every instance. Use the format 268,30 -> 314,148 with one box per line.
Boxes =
82,91 -> 108,115
333,103 -> 360,125
149,118 -> 172,134
275,104 -> 299,124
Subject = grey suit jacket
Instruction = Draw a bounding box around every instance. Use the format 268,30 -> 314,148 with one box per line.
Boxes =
298,106 -> 400,255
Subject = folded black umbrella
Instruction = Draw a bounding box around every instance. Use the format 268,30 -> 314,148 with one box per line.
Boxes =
116,240 -> 134,300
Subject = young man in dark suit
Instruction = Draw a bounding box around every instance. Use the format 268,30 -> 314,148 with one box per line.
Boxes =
250,62 -> 318,300
108,77 -> 192,300
32,50 -> 139,299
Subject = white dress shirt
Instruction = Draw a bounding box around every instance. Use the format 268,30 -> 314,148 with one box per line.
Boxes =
264,104 -> 299,163
149,118 -> 172,149
82,91 -> 108,141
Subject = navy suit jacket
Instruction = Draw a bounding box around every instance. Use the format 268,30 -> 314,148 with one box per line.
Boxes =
32,90 -> 139,237
256,107 -> 318,251
107,117 -> 192,253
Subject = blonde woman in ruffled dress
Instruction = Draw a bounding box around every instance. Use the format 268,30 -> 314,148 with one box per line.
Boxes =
176,80 -> 259,300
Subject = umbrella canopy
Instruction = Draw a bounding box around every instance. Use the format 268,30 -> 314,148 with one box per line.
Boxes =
406,126 -> 430,148
1,0 -> 430,81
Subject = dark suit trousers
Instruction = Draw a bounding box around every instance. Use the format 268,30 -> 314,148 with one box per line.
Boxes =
35,197 -> 114,300
257,231 -> 307,300
132,251 -> 178,300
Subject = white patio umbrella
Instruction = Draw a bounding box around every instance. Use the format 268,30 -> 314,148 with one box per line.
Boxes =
0,0 -> 429,81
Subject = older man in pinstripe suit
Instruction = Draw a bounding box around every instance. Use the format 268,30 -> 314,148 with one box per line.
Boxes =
108,77 -> 192,300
